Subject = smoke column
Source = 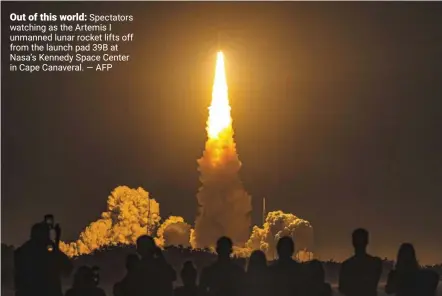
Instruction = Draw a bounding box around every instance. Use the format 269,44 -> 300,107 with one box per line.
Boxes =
192,52 -> 252,248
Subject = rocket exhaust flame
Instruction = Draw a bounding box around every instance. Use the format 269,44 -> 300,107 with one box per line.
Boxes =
207,52 -> 232,140
192,51 -> 252,248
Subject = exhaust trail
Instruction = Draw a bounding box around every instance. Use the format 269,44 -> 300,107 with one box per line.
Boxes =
192,51 -> 252,248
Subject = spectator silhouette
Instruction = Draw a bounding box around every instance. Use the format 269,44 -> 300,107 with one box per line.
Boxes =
113,254 -> 139,296
304,260 -> 332,296
14,222 -> 72,296
200,236 -> 245,296
244,250 -> 269,296
386,243 -> 439,296
416,268 -> 439,296
385,243 -> 419,296
174,261 -> 204,296
339,228 -> 382,296
65,266 -> 106,296
268,236 -> 304,296
134,235 -> 176,296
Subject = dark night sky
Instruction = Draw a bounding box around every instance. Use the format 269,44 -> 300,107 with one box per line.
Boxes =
2,2 -> 442,264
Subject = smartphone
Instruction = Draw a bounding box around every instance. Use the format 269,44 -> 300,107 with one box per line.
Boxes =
45,215 -> 56,242
92,266 -> 100,285
44,215 -> 54,228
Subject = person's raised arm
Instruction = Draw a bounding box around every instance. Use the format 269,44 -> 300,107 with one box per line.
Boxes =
53,224 -> 73,276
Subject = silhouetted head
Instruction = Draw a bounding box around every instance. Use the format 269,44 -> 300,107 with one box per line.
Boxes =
247,250 -> 267,272
277,236 -> 295,260
126,254 -> 139,271
136,235 -> 156,259
181,261 -> 197,286
216,236 -> 233,259
352,228 -> 369,252
73,266 -> 94,288
305,260 -> 325,283
396,243 -> 419,272
30,223 -> 49,244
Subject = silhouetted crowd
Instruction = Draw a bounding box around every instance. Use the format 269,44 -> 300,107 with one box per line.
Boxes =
12,215 -> 440,296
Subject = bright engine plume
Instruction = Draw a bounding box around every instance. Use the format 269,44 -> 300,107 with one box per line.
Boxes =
207,52 -> 231,140
193,51 -> 252,248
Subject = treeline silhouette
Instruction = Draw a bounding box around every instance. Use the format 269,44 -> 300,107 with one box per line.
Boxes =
2,216 -> 441,296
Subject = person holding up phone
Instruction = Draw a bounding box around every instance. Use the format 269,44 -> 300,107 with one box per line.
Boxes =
14,219 -> 73,296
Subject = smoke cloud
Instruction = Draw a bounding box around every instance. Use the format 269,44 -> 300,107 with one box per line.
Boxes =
246,210 -> 314,261
60,186 -> 161,257
192,129 -> 253,248
59,186 -> 313,261
156,216 -> 192,248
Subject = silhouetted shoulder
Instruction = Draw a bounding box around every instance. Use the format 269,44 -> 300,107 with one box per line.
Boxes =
14,246 -> 22,254
343,254 -> 381,267
341,255 -> 356,266
417,269 -> 440,292
14,244 -> 27,258
371,256 -> 383,272
371,255 -> 382,264
418,269 -> 439,281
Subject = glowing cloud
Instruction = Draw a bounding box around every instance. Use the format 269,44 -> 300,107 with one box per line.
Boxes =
156,216 -> 192,248
60,186 -> 161,257
246,210 -> 314,261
